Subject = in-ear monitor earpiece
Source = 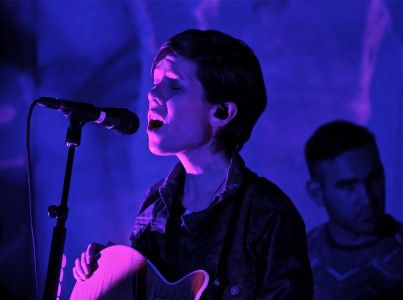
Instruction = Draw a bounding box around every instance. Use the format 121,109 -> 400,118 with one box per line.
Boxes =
214,104 -> 229,120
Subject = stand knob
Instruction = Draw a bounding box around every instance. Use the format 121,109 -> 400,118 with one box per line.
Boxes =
48,205 -> 58,218
48,205 -> 69,219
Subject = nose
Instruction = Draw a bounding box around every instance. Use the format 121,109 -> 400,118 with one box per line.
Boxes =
356,182 -> 375,209
148,84 -> 164,106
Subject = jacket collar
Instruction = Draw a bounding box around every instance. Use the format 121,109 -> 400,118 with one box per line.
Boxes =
157,154 -> 246,212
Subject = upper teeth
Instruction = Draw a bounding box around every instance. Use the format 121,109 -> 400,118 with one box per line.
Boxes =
150,115 -> 164,122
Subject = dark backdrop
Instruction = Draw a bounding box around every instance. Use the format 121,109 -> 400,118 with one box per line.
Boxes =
0,1 -> 401,299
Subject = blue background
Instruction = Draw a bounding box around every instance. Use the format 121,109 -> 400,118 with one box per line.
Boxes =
0,1 -> 401,299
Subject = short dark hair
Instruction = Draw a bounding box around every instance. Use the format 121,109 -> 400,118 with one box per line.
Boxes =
152,29 -> 267,152
305,120 -> 377,177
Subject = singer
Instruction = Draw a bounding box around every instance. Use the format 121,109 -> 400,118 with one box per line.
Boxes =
73,29 -> 313,299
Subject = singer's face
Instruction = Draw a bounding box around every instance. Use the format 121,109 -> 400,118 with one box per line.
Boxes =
147,55 -> 213,156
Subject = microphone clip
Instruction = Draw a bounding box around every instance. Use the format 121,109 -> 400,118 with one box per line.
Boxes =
66,116 -> 85,147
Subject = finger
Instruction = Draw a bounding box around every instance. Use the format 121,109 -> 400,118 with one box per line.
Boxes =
75,256 -> 87,280
81,252 -> 90,276
86,243 -> 105,264
74,257 -> 87,281
86,244 -> 94,264
72,267 -> 82,282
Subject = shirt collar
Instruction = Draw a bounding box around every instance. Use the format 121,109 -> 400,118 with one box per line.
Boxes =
158,153 -> 246,210
213,153 -> 245,204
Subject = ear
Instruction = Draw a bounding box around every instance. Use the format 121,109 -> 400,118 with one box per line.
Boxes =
209,102 -> 238,127
306,180 -> 325,207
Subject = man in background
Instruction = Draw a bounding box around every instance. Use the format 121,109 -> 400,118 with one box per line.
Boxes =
304,120 -> 403,299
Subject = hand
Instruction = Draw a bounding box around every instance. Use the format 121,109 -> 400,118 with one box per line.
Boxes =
72,242 -> 106,281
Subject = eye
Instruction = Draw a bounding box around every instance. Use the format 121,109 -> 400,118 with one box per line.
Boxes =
336,181 -> 357,193
342,183 -> 356,193
169,84 -> 182,91
166,78 -> 183,91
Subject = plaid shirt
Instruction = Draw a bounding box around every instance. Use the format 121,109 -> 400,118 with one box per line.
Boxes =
130,155 -> 313,299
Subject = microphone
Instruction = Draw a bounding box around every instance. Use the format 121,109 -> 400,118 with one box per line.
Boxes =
37,97 -> 140,135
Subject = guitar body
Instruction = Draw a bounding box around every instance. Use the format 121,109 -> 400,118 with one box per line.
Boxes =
70,245 -> 209,300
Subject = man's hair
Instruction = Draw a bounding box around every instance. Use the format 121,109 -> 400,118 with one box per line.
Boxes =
152,29 -> 267,152
304,120 -> 377,177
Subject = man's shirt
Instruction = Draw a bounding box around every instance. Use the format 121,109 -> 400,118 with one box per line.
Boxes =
131,155 -> 313,299
308,215 -> 403,299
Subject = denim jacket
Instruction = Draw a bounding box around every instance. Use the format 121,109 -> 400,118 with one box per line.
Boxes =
130,155 -> 313,299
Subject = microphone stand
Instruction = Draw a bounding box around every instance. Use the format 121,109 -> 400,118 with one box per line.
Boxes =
43,117 -> 84,300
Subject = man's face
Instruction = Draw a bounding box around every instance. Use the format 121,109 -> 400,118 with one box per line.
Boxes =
315,144 -> 385,234
147,55 -> 213,156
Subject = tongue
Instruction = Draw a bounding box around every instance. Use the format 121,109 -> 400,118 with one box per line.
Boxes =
148,120 -> 163,130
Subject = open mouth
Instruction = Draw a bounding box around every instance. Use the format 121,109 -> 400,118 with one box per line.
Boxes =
148,119 -> 164,131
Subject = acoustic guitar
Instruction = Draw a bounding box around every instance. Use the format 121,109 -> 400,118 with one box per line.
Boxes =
70,245 -> 209,300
